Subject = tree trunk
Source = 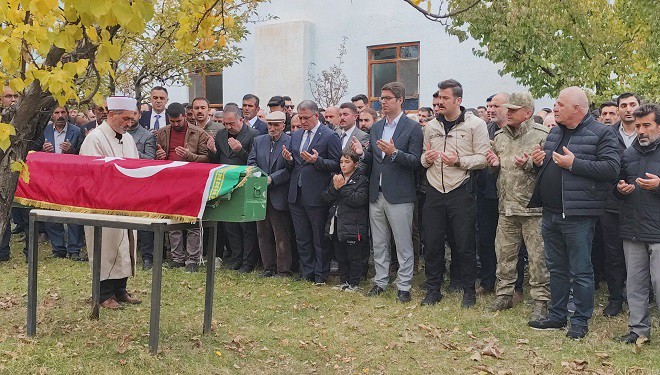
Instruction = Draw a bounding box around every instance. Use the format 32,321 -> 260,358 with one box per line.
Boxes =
0,82 -> 56,233
0,45 -> 64,233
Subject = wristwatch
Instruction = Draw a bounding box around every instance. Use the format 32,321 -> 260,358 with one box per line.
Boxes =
390,150 -> 398,161
453,156 -> 461,168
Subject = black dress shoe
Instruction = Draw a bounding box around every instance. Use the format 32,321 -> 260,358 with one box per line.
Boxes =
168,260 -> 185,268
528,317 -> 567,330
616,331 -> 641,344
50,253 -> 67,259
231,262 -> 243,271
462,293 -> 476,308
142,259 -> 153,270
186,263 -> 199,273
366,285 -> 385,297
421,289 -> 443,306
70,253 -> 88,262
237,265 -> 254,273
447,281 -> 461,293
260,269 -> 276,278
566,325 -> 589,340
603,301 -> 623,317
11,226 -> 24,234
397,290 -> 411,303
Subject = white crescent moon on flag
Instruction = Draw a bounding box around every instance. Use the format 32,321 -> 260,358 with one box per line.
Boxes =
114,161 -> 189,178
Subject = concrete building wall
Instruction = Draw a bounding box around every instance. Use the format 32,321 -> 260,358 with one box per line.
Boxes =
215,0 -> 554,110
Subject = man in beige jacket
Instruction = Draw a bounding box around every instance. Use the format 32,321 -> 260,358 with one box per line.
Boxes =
420,79 -> 490,308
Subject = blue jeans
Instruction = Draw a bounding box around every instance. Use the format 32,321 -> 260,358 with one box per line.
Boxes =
44,223 -> 84,255
542,210 -> 596,327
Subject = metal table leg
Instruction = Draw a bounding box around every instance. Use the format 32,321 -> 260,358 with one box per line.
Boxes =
149,224 -> 165,355
203,223 -> 217,334
26,214 -> 38,337
90,226 -> 102,320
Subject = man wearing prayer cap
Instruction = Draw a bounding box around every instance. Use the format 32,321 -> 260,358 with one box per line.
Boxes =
79,96 -> 142,309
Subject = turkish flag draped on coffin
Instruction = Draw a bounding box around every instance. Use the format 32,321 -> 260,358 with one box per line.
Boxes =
14,152 -> 255,222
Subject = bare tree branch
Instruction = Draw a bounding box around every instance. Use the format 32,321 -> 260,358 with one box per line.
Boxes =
403,0 -> 482,24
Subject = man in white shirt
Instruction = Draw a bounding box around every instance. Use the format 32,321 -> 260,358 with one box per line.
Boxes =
337,102 -> 369,152
242,94 -> 267,135
139,86 -> 169,131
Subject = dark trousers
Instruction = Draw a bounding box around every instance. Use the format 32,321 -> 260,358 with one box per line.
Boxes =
100,277 -> 127,303
598,211 -> 626,304
515,243 -> 528,292
289,200 -> 329,282
333,232 -> 364,287
423,185 -> 477,294
225,221 -> 259,268
44,223 -> 83,255
256,200 -> 292,273
0,222 -> 11,260
447,228 -> 461,284
205,222 -> 230,258
592,219 -> 605,286
417,192 -> 426,253
137,230 -> 154,262
542,210 -> 596,327
476,195 -> 498,290
1,221 -> 28,260
11,207 -> 29,232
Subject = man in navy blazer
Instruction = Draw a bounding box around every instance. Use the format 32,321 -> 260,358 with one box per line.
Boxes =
139,86 -> 170,131
248,111 -> 293,277
351,82 -> 423,303
242,94 -> 268,135
36,106 -> 86,260
282,100 -> 341,283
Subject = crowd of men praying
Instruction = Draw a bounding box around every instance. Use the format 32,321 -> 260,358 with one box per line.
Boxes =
1,78 -> 659,343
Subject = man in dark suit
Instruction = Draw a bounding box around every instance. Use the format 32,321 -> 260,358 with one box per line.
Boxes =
79,101 -> 107,138
139,86 -> 170,131
36,106 -> 86,260
282,100 -> 341,283
247,111 -> 293,277
351,82 -> 423,303
242,94 -> 268,135
208,105 -> 260,272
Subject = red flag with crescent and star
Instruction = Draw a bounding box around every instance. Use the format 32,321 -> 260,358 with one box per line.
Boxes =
14,152 -> 255,223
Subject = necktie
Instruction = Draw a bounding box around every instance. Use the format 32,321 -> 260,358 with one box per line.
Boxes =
340,132 -> 347,148
301,130 -> 312,152
298,130 -> 313,187
154,114 -> 161,130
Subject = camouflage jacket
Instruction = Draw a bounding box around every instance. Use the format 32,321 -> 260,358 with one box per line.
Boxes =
492,118 -> 549,216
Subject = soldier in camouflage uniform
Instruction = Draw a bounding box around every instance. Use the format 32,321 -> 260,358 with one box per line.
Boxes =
484,92 -> 551,322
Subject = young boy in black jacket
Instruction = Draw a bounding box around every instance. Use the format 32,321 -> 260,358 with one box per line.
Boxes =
321,151 -> 370,291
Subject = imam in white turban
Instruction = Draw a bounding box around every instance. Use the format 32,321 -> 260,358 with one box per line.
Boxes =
107,96 -> 137,111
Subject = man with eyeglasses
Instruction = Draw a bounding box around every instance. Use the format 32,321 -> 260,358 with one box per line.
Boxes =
79,101 -> 108,138
350,82 -> 423,303
283,96 -> 295,116
420,79 -> 490,308
282,100 -> 341,284
138,86 -> 170,133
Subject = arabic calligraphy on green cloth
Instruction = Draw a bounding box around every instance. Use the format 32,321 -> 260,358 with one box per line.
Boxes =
206,165 -> 263,207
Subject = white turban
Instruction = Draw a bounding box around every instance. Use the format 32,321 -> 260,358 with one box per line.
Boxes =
107,96 -> 137,111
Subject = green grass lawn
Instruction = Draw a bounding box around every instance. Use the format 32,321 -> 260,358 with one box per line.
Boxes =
1,237 -> 658,374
